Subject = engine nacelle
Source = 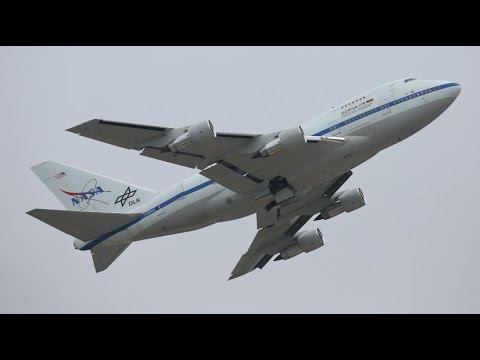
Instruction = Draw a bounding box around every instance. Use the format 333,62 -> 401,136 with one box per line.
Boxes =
168,120 -> 216,152
276,228 -> 325,261
255,125 -> 306,158
320,187 -> 366,220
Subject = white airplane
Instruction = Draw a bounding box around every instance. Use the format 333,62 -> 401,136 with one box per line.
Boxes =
27,78 -> 461,279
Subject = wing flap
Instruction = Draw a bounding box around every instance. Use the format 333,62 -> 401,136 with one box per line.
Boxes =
27,209 -> 141,242
200,161 -> 262,193
141,147 -> 202,168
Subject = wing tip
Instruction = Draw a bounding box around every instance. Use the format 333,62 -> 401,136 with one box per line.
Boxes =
26,209 -> 38,217
66,119 -> 100,133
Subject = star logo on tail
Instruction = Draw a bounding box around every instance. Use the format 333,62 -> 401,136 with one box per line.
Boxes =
115,187 -> 137,207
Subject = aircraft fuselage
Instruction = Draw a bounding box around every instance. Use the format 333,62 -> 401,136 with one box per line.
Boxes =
81,78 -> 461,251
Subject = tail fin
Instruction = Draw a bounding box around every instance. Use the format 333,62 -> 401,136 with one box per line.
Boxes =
31,161 -> 158,213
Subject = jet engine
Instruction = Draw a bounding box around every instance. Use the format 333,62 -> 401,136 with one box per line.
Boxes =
317,187 -> 366,220
253,125 -> 306,158
275,228 -> 325,261
168,120 -> 216,152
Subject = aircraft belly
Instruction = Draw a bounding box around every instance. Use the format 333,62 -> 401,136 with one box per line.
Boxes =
133,184 -> 254,240
134,207 -> 214,239
95,229 -> 133,249
206,189 -> 255,222
369,97 -> 455,151
286,136 -> 376,195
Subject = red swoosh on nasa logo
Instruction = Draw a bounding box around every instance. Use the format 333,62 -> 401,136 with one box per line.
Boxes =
60,189 -> 111,196
60,189 -> 92,196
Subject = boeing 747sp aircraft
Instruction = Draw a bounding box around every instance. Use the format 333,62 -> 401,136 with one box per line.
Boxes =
28,78 -> 461,279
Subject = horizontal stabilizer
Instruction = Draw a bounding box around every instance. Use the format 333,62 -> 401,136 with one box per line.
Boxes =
92,243 -> 131,272
27,209 -> 141,242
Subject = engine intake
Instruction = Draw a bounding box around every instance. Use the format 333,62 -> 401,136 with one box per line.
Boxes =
253,125 -> 306,158
317,187 -> 366,220
168,120 -> 216,152
275,228 -> 325,261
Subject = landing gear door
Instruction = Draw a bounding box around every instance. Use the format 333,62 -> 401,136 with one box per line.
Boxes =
329,120 -> 340,135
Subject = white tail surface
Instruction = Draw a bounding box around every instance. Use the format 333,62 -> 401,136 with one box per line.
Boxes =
31,161 -> 158,213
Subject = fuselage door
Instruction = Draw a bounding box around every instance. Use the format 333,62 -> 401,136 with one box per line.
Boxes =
380,99 -> 392,116
329,120 -> 340,135
378,83 -> 395,115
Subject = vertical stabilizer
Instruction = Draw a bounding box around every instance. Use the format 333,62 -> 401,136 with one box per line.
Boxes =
31,161 -> 158,213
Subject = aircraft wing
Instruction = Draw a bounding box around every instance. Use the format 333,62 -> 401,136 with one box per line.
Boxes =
228,169 -> 355,279
67,119 -> 259,170
229,214 -> 312,280
68,119 -> 358,195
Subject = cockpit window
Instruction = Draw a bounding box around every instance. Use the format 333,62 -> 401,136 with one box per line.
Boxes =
404,78 -> 417,83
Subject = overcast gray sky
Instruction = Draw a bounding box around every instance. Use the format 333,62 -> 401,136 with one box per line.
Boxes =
1,46 -> 479,313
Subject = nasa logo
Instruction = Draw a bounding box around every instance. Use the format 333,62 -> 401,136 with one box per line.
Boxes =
115,187 -> 141,207
60,179 -> 111,210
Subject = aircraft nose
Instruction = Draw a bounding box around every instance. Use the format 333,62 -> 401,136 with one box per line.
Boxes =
449,83 -> 461,98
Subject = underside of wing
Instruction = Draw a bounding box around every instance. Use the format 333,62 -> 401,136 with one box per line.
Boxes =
229,214 -> 313,280
228,169 -> 357,280
198,135 -> 368,195
67,119 -> 260,171
139,132 -> 256,169
67,119 -> 173,150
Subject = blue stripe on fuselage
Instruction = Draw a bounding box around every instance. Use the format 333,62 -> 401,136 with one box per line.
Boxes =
313,82 -> 459,136
81,82 -> 459,251
80,179 -> 215,250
